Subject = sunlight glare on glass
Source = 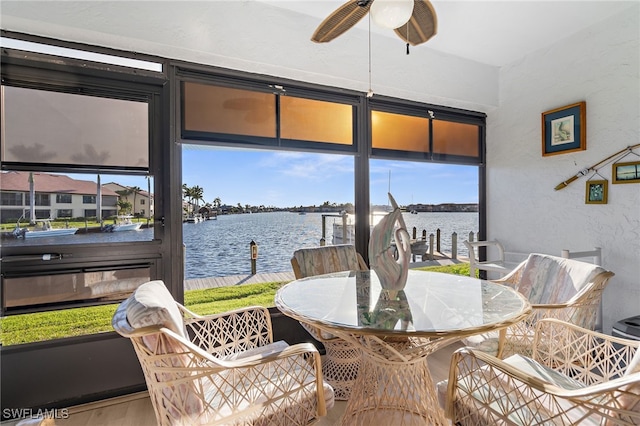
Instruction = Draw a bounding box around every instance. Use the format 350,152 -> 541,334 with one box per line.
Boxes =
0,37 -> 163,72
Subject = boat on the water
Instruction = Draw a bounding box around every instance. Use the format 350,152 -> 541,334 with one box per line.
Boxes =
13,218 -> 78,239
185,213 -> 204,223
103,215 -> 142,232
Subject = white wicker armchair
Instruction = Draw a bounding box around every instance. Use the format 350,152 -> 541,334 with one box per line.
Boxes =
466,253 -> 614,358
441,319 -> 640,425
112,280 -> 333,426
290,244 -> 367,400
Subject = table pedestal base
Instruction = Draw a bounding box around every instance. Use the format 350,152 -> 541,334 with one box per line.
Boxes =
340,337 -> 449,426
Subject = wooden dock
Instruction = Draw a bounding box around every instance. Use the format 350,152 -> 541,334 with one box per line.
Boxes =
184,252 -> 468,291
185,271 -> 296,291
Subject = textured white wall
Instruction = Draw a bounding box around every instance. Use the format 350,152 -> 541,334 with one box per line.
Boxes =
487,5 -> 640,333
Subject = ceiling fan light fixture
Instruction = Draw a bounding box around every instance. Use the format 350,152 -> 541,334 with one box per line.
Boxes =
370,0 -> 414,29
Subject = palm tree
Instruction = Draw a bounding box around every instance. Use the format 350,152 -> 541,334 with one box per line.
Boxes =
191,185 -> 204,209
115,189 -> 133,216
117,200 -> 132,215
129,186 -> 142,217
182,183 -> 191,205
182,184 -> 195,215
213,197 -> 221,210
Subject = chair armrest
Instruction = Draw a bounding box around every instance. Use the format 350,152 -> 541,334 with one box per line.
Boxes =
222,342 -> 321,368
449,347 -> 640,397
533,318 -> 640,383
180,305 -> 274,357
447,347 -> 640,423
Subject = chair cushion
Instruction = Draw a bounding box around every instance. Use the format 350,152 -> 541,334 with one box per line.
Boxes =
505,354 -> 585,390
293,244 -> 361,278
223,340 -> 289,361
122,280 -> 186,338
516,254 -> 604,304
462,332 -> 500,356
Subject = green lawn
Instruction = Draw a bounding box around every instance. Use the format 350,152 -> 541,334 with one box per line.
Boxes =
0,264 -> 471,345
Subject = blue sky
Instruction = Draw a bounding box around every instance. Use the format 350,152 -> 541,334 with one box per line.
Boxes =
95,145 -> 478,208
179,146 -> 479,208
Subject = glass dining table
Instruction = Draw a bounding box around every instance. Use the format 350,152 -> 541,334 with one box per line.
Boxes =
275,269 -> 531,426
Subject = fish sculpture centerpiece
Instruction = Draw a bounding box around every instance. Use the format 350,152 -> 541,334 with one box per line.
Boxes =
368,193 -> 412,297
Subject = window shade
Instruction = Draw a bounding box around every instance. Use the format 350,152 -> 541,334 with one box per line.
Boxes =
1,85 -> 149,168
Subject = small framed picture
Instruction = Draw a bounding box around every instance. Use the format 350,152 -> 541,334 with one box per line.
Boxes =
585,180 -> 608,204
542,101 -> 586,156
612,161 -> 640,184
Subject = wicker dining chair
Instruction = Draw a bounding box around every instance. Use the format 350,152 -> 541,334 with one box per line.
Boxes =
290,244 -> 368,400
440,318 -> 640,425
112,280 -> 333,425
465,253 -> 614,358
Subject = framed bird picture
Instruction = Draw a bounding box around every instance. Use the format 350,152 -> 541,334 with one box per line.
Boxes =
542,101 -> 586,156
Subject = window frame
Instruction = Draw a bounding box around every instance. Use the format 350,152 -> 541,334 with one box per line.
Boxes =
178,70 -> 362,155
0,39 -> 173,315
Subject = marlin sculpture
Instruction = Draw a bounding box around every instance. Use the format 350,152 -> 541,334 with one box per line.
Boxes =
368,193 -> 412,294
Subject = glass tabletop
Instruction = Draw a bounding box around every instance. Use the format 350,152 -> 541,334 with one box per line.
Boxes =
276,269 -> 531,338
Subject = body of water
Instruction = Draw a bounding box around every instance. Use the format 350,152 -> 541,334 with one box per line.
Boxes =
183,211 -> 478,279
3,211 -> 478,279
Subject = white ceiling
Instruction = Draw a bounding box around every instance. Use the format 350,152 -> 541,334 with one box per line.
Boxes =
259,0 -> 635,66
0,1 -> 636,68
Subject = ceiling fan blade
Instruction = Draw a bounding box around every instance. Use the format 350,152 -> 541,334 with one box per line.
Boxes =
394,0 -> 437,46
312,0 -> 372,43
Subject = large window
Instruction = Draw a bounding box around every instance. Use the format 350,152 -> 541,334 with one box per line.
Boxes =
181,145 -> 355,285
0,42 -> 165,349
177,75 -> 485,319
370,159 -> 479,259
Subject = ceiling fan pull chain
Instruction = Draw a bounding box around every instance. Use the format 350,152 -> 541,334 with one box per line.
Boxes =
405,21 -> 410,55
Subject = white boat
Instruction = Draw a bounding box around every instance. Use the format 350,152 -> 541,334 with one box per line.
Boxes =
104,216 -> 143,232
13,219 -> 78,239
329,212 -> 386,245
185,214 -> 204,223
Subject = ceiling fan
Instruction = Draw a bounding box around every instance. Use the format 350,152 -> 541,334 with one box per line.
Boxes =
311,0 -> 437,46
